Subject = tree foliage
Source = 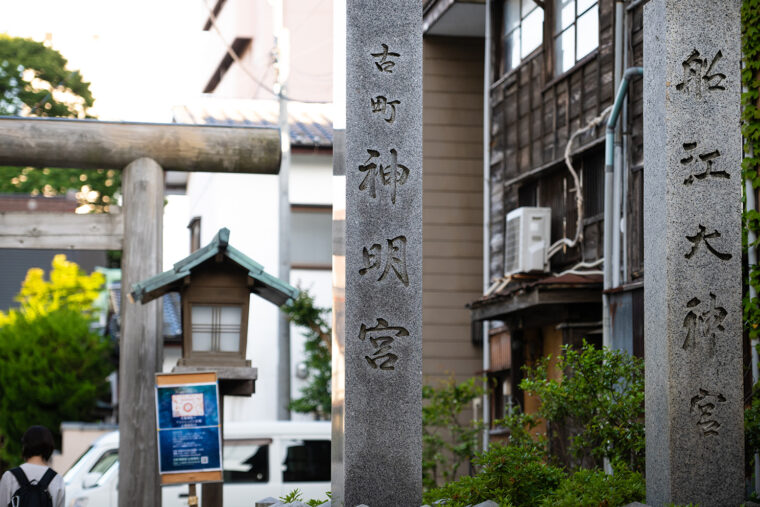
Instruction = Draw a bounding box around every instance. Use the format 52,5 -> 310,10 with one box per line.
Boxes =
520,341 -> 645,472
280,290 -> 332,419
0,256 -> 113,465
0,34 -> 119,212
422,376 -> 485,490
425,344 -> 647,506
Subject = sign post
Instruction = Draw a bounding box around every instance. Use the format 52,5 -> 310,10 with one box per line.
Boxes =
155,372 -> 223,487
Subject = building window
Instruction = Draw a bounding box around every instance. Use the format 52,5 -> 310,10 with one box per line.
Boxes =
581,150 -> 604,218
502,0 -> 544,73
554,0 -> 598,75
291,205 -> 332,270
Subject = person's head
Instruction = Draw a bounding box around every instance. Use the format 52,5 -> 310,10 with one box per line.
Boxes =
21,426 -> 55,462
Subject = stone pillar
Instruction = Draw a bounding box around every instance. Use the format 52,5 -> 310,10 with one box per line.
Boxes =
331,127 -> 347,503
119,157 -> 164,507
644,1 -> 743,505
331,0 -> 347,500
345,0 -> 422,505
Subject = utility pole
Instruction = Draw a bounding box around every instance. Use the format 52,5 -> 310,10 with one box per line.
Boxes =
273,0 -> 292,421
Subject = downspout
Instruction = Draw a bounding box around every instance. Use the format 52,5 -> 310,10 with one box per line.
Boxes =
482,0 -> 492,452
612,0 -> 624,289
603,66 -> 643,350
621,7 -> 630,282
604,1 -> 624,350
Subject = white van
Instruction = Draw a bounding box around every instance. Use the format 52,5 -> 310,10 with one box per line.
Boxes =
64,421 -> 331,507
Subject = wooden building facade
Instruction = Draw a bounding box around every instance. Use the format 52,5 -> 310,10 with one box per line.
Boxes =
475,0 -> 646,423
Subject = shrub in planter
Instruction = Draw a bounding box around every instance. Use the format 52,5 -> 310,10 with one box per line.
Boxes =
423,443 -> 565,507
540,467 -> 645,507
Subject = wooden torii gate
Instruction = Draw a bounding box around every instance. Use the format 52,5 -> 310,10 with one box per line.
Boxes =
0,116 -> 281,507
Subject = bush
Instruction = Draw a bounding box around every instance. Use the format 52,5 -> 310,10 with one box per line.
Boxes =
540,467 -> 646,507
423,443 -> 565,507
422,376 -> 485,489
520,341 -> 645,472
0,256 -> 112,465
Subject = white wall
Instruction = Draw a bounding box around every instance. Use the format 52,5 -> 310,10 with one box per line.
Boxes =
163,195 -> 191,270
185,171 -> 282,422
181,152 -> 332,423
290,154 -> 333,205
201,0 -> 332,102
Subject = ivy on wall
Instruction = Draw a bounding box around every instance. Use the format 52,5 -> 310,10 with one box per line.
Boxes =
743,0 -> 760,346
743,0 -> 760,470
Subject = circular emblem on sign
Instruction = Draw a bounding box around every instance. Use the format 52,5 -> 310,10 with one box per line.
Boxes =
184,402 -> 194,413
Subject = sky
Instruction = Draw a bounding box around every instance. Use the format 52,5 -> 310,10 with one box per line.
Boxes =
0,0 -> 220,267
0,0 -> 209,122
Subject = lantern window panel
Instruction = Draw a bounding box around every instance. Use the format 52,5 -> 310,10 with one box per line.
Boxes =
191,304 -> 243,353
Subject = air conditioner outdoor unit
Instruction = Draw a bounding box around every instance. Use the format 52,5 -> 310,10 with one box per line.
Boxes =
504,206 -> 551,276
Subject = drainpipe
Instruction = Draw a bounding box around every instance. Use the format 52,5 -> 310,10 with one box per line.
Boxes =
482,0 -> 492,452
612,0 -> 624,290
603,66 -> 643,351
601,2 -> 626,476
604,2 -> 624,350
621,7 -> 630,282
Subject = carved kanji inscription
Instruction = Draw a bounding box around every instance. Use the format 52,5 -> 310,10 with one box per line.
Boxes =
359,318 -> 409,370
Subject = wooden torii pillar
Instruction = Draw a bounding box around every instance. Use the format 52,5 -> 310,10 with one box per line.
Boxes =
0,116 -> 281,507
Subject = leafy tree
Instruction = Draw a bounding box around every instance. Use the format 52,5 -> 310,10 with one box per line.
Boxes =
422,376 -> 485,489
0,255 -> 113,465
520,341 -> 645,472
0,34 -> 119,212
281,290 -> 331,419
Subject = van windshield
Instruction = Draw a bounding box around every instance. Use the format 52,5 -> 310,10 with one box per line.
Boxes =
223,439 -> 271,483
63,445 -> 94,484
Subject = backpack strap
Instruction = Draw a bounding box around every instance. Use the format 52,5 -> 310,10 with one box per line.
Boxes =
8,468 -> 30,489
37,469 -> 57,490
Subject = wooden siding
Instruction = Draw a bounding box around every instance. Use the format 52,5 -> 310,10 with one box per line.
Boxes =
489,0 -> 620,281
423,36 -> 484,385
627,3 -> 645,280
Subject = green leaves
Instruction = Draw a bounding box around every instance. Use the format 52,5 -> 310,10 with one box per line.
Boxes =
520,341 -> 645,473
0,35 -> 120,212
281,290 -> 332,419
422,377 -> 485,489
540,467 -> 645,507
0,35 -> 93,117
423,444 -> 564,507
0,256 -> 112,465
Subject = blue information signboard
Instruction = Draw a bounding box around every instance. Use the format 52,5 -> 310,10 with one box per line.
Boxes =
155,373 -> 223,481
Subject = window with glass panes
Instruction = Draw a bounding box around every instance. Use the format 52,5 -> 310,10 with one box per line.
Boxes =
554,0 -> 598,74
502,0 -> 544,73
190,304 -> 243,353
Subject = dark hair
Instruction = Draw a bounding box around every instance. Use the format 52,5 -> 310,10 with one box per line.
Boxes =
21,426 -> 55,461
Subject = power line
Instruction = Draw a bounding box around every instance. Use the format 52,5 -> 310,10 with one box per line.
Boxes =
202,0 -> 330,104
